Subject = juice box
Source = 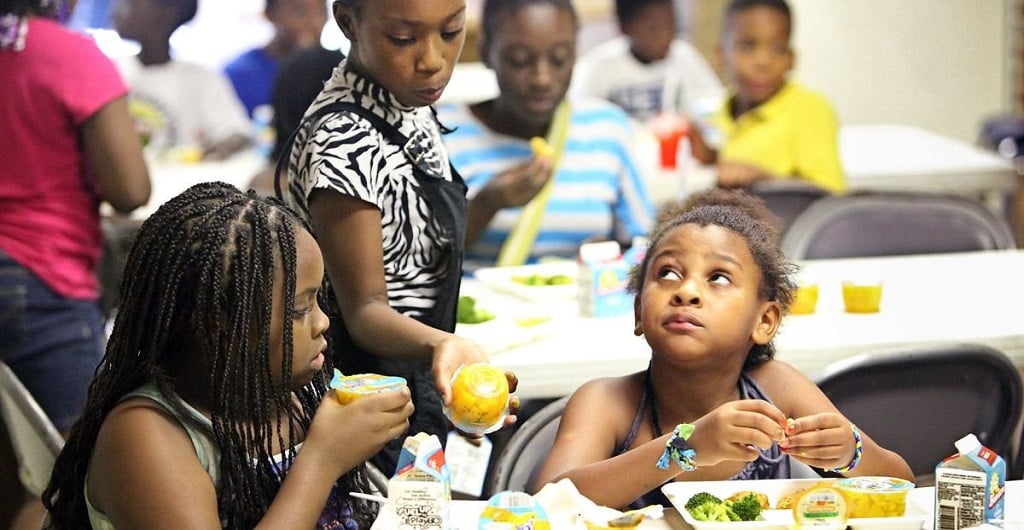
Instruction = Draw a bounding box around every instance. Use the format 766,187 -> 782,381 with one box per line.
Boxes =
577,240 -> 642,318
934,433 -> 1006,529
389,433 -> 451,530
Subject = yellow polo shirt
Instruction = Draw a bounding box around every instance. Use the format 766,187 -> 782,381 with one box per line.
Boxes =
713,82 -> 846,193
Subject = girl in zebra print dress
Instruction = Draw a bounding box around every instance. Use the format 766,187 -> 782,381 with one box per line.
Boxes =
282,0 -> 517,473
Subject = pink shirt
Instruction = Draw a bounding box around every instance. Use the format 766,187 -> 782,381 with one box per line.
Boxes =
0,18 -> 128,300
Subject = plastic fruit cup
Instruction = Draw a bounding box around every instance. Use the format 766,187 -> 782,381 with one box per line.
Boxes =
330,369 -> 407,405
790,284 -> 820,315
444,363 -> 509,435
842,282 -> 884,313
836,476 -> 914,518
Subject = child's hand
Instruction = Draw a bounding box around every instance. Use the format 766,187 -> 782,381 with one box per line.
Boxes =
430,335 -> 491,405
716,161 -> 769,188
476,157 -> 553,210
689,399 -> 787,467
307,387 -> 414,477
778,412 -> 857,471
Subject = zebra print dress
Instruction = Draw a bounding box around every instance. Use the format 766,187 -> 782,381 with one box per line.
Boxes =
285,61 -> 457,321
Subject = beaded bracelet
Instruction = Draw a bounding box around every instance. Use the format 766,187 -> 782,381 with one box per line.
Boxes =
656,423 -> 697,471
825,424 -> 864,473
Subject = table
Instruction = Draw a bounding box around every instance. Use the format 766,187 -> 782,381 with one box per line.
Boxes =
102,149 -> 266,221
456,251 -> 1024,400
643,124 -> 1018,211
446,482 -> 1023,529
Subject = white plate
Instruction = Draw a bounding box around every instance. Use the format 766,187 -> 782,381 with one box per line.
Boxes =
662,479 -> 928,530
473,262 -> 579,302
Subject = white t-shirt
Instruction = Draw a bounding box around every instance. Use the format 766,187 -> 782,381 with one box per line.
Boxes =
115,56 -> 251,152
572,37 -> 725,124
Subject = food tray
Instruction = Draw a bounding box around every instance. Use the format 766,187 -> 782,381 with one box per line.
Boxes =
473,261 -> 578,302
662,479 -> 927,530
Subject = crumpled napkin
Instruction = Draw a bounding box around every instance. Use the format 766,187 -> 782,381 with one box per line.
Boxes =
532,478 -> 664,529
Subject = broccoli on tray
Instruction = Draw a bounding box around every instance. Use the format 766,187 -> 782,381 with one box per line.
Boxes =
684,492 -> 763,522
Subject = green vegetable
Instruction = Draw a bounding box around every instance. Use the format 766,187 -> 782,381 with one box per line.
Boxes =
725,493 -> 763,522
685,491 -> 762,522
457,296 -> 495,324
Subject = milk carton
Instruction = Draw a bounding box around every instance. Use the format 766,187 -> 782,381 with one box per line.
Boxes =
389,433 -> 451,530
934,433 -> 1006,530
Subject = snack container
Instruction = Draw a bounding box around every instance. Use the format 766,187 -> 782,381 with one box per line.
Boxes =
662,479 -> 928,530
443,363 -> 509,435
477,491 -> 550,529
835,477 -> 914,518
577,241 -> 634,318
330,369 -> 407,405
389,433 -> 451,530
934,433 -> 1006,530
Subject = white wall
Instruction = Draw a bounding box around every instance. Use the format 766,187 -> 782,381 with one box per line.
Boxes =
789,0 -> 1009,143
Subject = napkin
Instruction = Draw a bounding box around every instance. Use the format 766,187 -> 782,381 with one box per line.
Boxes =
531,479 -> 664,529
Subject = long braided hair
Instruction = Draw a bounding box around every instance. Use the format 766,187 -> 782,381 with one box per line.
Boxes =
42,182 -> 376,529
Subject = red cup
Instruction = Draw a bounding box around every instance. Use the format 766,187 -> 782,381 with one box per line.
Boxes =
651,115 -> 690,169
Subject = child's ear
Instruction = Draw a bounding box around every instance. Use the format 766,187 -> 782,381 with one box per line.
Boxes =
751,300 -> 782,345
333,1 -> 356,41
633,296 -> 643,336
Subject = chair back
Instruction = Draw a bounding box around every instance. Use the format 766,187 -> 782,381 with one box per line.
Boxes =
781,192 -> 1015,260
746,180 -> 831,235
0,361 -> 64,496
487,396 -> 568,496
815,343 -> 1022,483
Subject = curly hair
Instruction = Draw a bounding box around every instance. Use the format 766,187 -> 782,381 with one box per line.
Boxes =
628,188 -> 797,367
42,182 -> 375,529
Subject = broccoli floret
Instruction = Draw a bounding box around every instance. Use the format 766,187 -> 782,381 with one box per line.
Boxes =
725,493 -> 763,521
684,492 -> 723,511
689,502 -> 734,522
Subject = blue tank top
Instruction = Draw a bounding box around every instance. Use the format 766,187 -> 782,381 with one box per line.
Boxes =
615,372 -> 791,509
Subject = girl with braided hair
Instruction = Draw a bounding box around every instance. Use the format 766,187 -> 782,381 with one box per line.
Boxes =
2,0 -> 149,527
42,182 -> 412,529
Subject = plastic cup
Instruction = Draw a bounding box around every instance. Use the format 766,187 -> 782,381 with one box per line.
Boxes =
790,284 -> 820,315
330,369 -> 407,405
443,363 -> 509,435
842,282 -> 884,313
650,114 -> 690,169
835,476 -> 914,518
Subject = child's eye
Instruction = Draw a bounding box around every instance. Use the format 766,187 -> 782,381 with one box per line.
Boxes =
709,272 -> 732,286
657,267 -> 681,281
388,35 -> 415,46
441,26 -> 464,40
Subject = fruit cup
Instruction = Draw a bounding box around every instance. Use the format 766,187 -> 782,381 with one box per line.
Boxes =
835,476 -> 914,518
330,369 -> 407,405
842,281 -> 884,313
443,363 -> 510,435
790,283 -> 820,315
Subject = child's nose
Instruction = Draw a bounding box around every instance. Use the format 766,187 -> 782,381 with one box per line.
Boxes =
672,278 -> 701,306
417,36 -> 445,74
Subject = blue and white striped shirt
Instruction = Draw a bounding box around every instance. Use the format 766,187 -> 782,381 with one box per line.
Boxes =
438,98 -> 654,265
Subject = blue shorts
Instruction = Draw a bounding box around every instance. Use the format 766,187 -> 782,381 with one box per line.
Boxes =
0,249 -> 104,433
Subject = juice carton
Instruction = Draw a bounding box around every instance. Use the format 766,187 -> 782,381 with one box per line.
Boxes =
934,433 -> 1006,529
577,240 -> 638,318
389,433 -> 452,530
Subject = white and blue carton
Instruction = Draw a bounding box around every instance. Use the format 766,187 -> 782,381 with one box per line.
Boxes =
389,433 -> 451,530
934,433 -> 1006,529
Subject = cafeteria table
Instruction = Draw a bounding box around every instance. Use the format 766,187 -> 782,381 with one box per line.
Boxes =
456,250 -> 1024,400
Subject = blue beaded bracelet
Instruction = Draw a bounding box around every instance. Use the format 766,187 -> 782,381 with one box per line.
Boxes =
656,423 -> 697,471
825,424 -> 863,473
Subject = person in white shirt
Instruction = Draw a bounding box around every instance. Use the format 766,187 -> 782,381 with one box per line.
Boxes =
111,0 -> 251,160
571,0 -> 724,127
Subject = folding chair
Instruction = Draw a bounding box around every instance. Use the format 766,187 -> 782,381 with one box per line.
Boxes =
486,396 -> 568,497
815,343 -> 1022,483
0,361 -> 64,497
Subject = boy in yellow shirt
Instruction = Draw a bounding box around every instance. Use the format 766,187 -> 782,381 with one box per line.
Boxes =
692,0 -> 845,193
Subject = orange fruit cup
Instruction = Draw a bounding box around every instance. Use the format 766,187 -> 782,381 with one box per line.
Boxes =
444,363 -> 510,435
836,476 -> 914,518
842,282 -> 884,313
790,284 -> 820,315
330,370 -> 407,405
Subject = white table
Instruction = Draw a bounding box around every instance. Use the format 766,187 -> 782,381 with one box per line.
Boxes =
457,251 -> 1024,400
644,124 -> 1018,211
102,149 -> 266,221
445,482 -> 1023,529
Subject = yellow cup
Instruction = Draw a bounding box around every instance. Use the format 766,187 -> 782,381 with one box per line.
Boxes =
790,284 -> 820,315
842,282 -> 883,313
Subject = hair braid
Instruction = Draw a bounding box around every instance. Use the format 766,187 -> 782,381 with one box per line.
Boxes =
43,183 -> 374,529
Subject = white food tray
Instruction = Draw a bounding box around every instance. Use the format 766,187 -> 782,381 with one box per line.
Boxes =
662,478 -> 927,530
473,261 -> 578,302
